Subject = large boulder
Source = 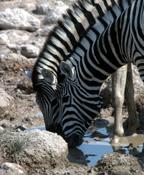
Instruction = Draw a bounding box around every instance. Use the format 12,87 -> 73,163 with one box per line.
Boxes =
0,130 -> 68,175
0,8 -> 40,31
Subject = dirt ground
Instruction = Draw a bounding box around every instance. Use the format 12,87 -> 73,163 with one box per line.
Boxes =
0,65 -> 40,125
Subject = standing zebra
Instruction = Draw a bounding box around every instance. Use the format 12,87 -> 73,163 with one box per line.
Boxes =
56,0 -> 144,147
32,0 -> 131,133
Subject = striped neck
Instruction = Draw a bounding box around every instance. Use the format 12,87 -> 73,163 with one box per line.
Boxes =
32,0 -> 132,90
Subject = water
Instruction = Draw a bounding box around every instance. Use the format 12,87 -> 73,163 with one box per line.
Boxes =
68,127 -> 144,166
78,138 -> 113,166
28,121 -> 144,167
68,127 -> 113,166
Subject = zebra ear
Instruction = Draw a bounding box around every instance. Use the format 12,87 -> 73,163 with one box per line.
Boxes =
41,69 -> 56,84
60,61 -> 74,79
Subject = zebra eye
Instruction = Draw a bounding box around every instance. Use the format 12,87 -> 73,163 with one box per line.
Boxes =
60,61 -> 75,80
41,69 -> 55,84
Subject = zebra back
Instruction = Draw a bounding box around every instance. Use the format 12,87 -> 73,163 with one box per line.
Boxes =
32,0 -> 124,91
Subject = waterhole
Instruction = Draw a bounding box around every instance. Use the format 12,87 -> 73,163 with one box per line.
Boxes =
28,116 -> 144,167
68,126 -> 144,166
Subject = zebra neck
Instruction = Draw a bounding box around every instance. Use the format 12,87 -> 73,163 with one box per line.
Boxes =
66,4 -> 134,97
32,0 -> 135,89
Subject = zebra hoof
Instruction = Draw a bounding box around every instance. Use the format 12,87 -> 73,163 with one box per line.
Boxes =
66,134 -> 83,148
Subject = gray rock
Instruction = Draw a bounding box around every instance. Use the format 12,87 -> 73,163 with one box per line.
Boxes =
0,32 -> 9,45
0,88 -> 14,119
0,162 -> 26,175
34,3 -> 51,15
21,44 -> 39,58
0,126 -> 4,132
0,130 -> 68,175
37,25 -> 53,36
0,119 -> 15,129
133,65 -> 144,97
0,30 -> 31,54
43,1 -> 68,24
0,8 -> 40,31
35,1 -> 68,16
18,2 -> 36,13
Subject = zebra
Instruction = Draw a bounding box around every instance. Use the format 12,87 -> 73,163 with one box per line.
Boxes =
32,0 -> 129,133
56,0 -> 144,147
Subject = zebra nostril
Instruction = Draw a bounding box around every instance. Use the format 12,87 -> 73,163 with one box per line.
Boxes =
66,134 -> 83,148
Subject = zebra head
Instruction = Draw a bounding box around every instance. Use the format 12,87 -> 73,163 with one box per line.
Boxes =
32,66 -> 62,133
59,62 -> 85,147
59,60 -> 103,148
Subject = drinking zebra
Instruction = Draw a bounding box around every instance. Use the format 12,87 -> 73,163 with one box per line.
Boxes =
32,0 -> 139,147
55,0 -> 143,147
32,0 -> 132,133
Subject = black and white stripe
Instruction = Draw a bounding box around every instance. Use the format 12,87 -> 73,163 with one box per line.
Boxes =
32,0 -> 129,131
32,0 -> 118,88
57,0 -> 144,147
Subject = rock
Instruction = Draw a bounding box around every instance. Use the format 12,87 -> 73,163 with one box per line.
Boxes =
20,44 -> 39,58
0,162 -> 26,175
133,65 -> 144,97
15,125 -> 27,132
0,8 -> 40,31
0,53 -> 35,72
0,30 -> 30,47
34,3 -> 51,15
90,153 -> 144,175
0,130 -> 68,175
16,75 -> 33,94
37,25 -> 53,36
18,2 -> 36,13
43,1 -> 69,24
35,1 -> 68,17
100,76 -> 112,108
0,119 -> 15,129
0,32 -> 9,45
0,126 -> 4,132
0,88 -> 14,119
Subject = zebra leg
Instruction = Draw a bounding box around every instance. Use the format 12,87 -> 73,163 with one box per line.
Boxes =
112,65 -> 127,144
125,63 -> 138,135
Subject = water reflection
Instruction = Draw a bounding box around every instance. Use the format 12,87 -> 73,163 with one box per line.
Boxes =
28,117 -> 144,167
68,125 -> 113,166
68,127 -> 144,166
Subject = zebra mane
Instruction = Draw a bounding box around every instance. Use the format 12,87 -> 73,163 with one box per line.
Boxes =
39,0 -> 118,58
33,0 -> 134,89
